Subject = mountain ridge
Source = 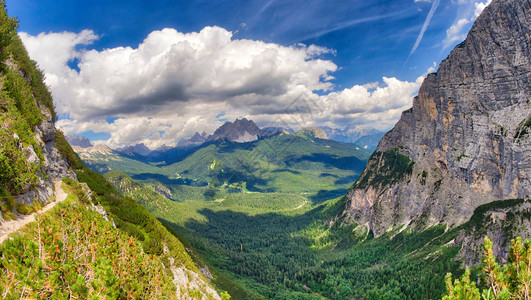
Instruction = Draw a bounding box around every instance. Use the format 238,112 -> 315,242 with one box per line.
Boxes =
344,0 -> 531,244
0,6 -> 224,298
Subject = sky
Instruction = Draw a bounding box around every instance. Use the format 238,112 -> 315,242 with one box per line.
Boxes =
6,0 -> 491,148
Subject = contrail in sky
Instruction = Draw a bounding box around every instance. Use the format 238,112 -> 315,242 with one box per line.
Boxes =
403,0 -> 439,70
410,0 -> 439,55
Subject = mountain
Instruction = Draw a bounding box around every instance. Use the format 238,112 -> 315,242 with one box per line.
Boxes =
344,0 -> 531,248
0,14 -> 74,207
76,132 -> 372,202
297,127 -> 329,139
353,131 -> 386,150
262,126 -> 294,134
206,118 -> 268,143
116,142 -> 152,157
322,125 -> 383,144
178,131 -> 208,147
66,134 -> 92,148
0,7 -> 223,298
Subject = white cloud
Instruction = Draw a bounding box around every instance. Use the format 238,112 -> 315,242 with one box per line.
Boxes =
21,27 -> 426,148
443,18 -> 470,48
320,76 -> 424,130
442,0 -> 491,49
474,0 -> 492,18
18,30 -> 98,78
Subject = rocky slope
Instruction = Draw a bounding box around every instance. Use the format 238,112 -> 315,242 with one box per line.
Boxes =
345,0 -> 531,237
14,107 -> 76,205
298,127 -> 330,139
0,13 -> 74,215
455,199 -> 531,265
206,118 -> 269,143
66,134 -> 92,148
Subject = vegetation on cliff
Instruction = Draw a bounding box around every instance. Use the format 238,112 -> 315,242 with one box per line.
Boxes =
444,237 -> 531,299
0,180 -> 178,299
0,2 -> 224,297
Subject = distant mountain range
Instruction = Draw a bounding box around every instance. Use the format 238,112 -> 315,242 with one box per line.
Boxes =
177,131 -> 208,147
321,125 -> 385,149
117,143 -> 152,157
71,118 -> 386,159
66,134 -> 92,148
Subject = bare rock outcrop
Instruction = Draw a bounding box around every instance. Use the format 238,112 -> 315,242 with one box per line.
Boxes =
344,0 -> 531,237
15,106 -> 75,205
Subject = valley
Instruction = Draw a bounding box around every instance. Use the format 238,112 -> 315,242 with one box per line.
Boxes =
1,0 -> 531,298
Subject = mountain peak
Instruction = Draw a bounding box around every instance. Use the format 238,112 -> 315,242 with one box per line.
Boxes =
66,134 -> 92,148
117,143 -> 152,157
178,131 -> 207,146
344,0 -> 531,237
206,118 -> 265,143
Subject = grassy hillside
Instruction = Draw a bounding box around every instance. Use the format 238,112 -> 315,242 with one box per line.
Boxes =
0,1 -> 54,198
53,137 -> 229,298
0,179 -> 179,298
0,2 -> 225,298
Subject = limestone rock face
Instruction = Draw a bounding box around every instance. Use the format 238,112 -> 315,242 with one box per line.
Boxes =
344,0 -> 531,236
15,106 -> 75,205
206,118 -> 265,143
457,200 -> 531,266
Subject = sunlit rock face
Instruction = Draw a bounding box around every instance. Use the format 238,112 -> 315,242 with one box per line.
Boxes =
206,118 -> 266,143
345,0 -> 531,237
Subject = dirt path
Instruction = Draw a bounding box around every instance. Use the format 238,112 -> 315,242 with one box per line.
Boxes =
291,199 -> 308,210
0,181 -> 68,244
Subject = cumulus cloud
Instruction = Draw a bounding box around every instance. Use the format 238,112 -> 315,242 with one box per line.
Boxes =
442,0 -> 491,49
21,26 -> 426,148
443,18 -> 470,48
319,76 -> 424,130
18,30 -> 98,76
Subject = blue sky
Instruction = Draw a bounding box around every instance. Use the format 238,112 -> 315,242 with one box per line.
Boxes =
6,0 -> 491,148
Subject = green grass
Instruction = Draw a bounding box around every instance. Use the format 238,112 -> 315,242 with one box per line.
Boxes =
0,180 -> 180,299
0,1 -> 56,194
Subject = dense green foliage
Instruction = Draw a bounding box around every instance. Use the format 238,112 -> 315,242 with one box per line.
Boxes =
0,180 -> 178,299
0,1 -> 16,67
444,237 -> 531,299
86,133 -> 374,298
109,169 -> 465,299
0,0 -> 57,195
109,173 -> 530,299
354,148 -> 415,190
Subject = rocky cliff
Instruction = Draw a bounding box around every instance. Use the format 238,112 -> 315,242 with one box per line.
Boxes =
206,118 -> 267,143
345,0 -> 531,237
0,13 -> 74,216
14,107 -> 76,205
